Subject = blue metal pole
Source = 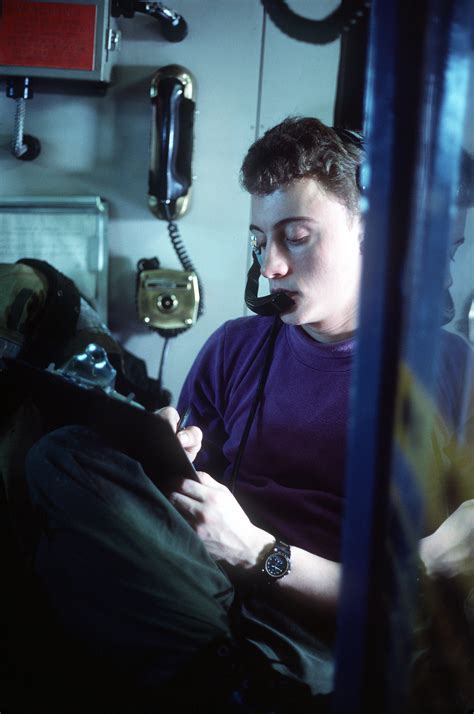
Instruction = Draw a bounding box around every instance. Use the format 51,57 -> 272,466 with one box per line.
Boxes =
333,0 -> 472,711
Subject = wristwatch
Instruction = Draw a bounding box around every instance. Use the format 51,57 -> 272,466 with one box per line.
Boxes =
260,540 -> 291,585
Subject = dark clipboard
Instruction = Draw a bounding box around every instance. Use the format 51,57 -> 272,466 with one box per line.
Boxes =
5,358 -> 198,487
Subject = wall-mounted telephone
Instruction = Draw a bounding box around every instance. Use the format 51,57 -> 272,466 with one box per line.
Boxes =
136,258 -> 200,332
137,64 -> 203,343
148,64 -> 195,221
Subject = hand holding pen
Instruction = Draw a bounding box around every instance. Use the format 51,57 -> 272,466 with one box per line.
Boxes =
157,405 -> 202,463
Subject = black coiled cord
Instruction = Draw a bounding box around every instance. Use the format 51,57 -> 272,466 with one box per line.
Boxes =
229,316 -> 282,495
167,220 -> 205,320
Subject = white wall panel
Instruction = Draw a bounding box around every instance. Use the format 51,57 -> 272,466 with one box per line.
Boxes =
259,0 -> 341,132
0,0 -> 343,402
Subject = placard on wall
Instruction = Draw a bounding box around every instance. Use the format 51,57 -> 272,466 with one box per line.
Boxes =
0,196 -> 108,320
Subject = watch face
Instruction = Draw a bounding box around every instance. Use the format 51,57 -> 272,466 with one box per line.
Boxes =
265,553 -> 289,578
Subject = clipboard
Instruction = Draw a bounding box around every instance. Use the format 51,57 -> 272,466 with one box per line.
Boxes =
4,357 -> 198,486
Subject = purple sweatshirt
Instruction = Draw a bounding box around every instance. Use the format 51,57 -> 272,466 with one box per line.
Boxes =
179,316 -> 473,563
178,316 -> 355,561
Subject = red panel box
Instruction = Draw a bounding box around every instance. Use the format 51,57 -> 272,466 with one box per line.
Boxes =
0,0 -> 97,71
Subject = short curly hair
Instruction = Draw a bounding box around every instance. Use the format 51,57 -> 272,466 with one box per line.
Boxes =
240,117 -> 364,215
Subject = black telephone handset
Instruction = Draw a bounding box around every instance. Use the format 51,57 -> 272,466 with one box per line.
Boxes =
245,253 -> 295,316
148,64 -> 195,222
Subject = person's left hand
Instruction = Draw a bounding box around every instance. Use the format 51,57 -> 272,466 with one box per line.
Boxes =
168,471 -> 273,570
420,499 -> 474,578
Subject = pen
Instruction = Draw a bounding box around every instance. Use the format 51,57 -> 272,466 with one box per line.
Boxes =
177,406 -> 192,432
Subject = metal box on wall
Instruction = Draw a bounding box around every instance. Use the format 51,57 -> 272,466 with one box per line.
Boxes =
0,0 -> 119,86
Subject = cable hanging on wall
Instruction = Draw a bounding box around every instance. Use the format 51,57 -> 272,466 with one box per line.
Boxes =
7,78 -> 41,161
260,0 -> 370,45
261,0 -> 371,129
166,218 -> 205,323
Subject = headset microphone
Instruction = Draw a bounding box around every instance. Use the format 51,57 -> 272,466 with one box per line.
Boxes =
244,253 -> 295,317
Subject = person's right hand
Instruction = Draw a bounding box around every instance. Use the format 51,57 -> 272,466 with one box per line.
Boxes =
157,406 -> 203,463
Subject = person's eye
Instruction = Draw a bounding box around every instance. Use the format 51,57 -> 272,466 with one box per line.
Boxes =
449,237 -> 465,262
285,233 -> 310,245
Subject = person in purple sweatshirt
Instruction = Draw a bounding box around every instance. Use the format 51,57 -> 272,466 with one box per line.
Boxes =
171,117 -> 473,701
25,118 -> 473,711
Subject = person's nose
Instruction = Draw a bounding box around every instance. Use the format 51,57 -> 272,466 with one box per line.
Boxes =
260,240 -> 289,279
